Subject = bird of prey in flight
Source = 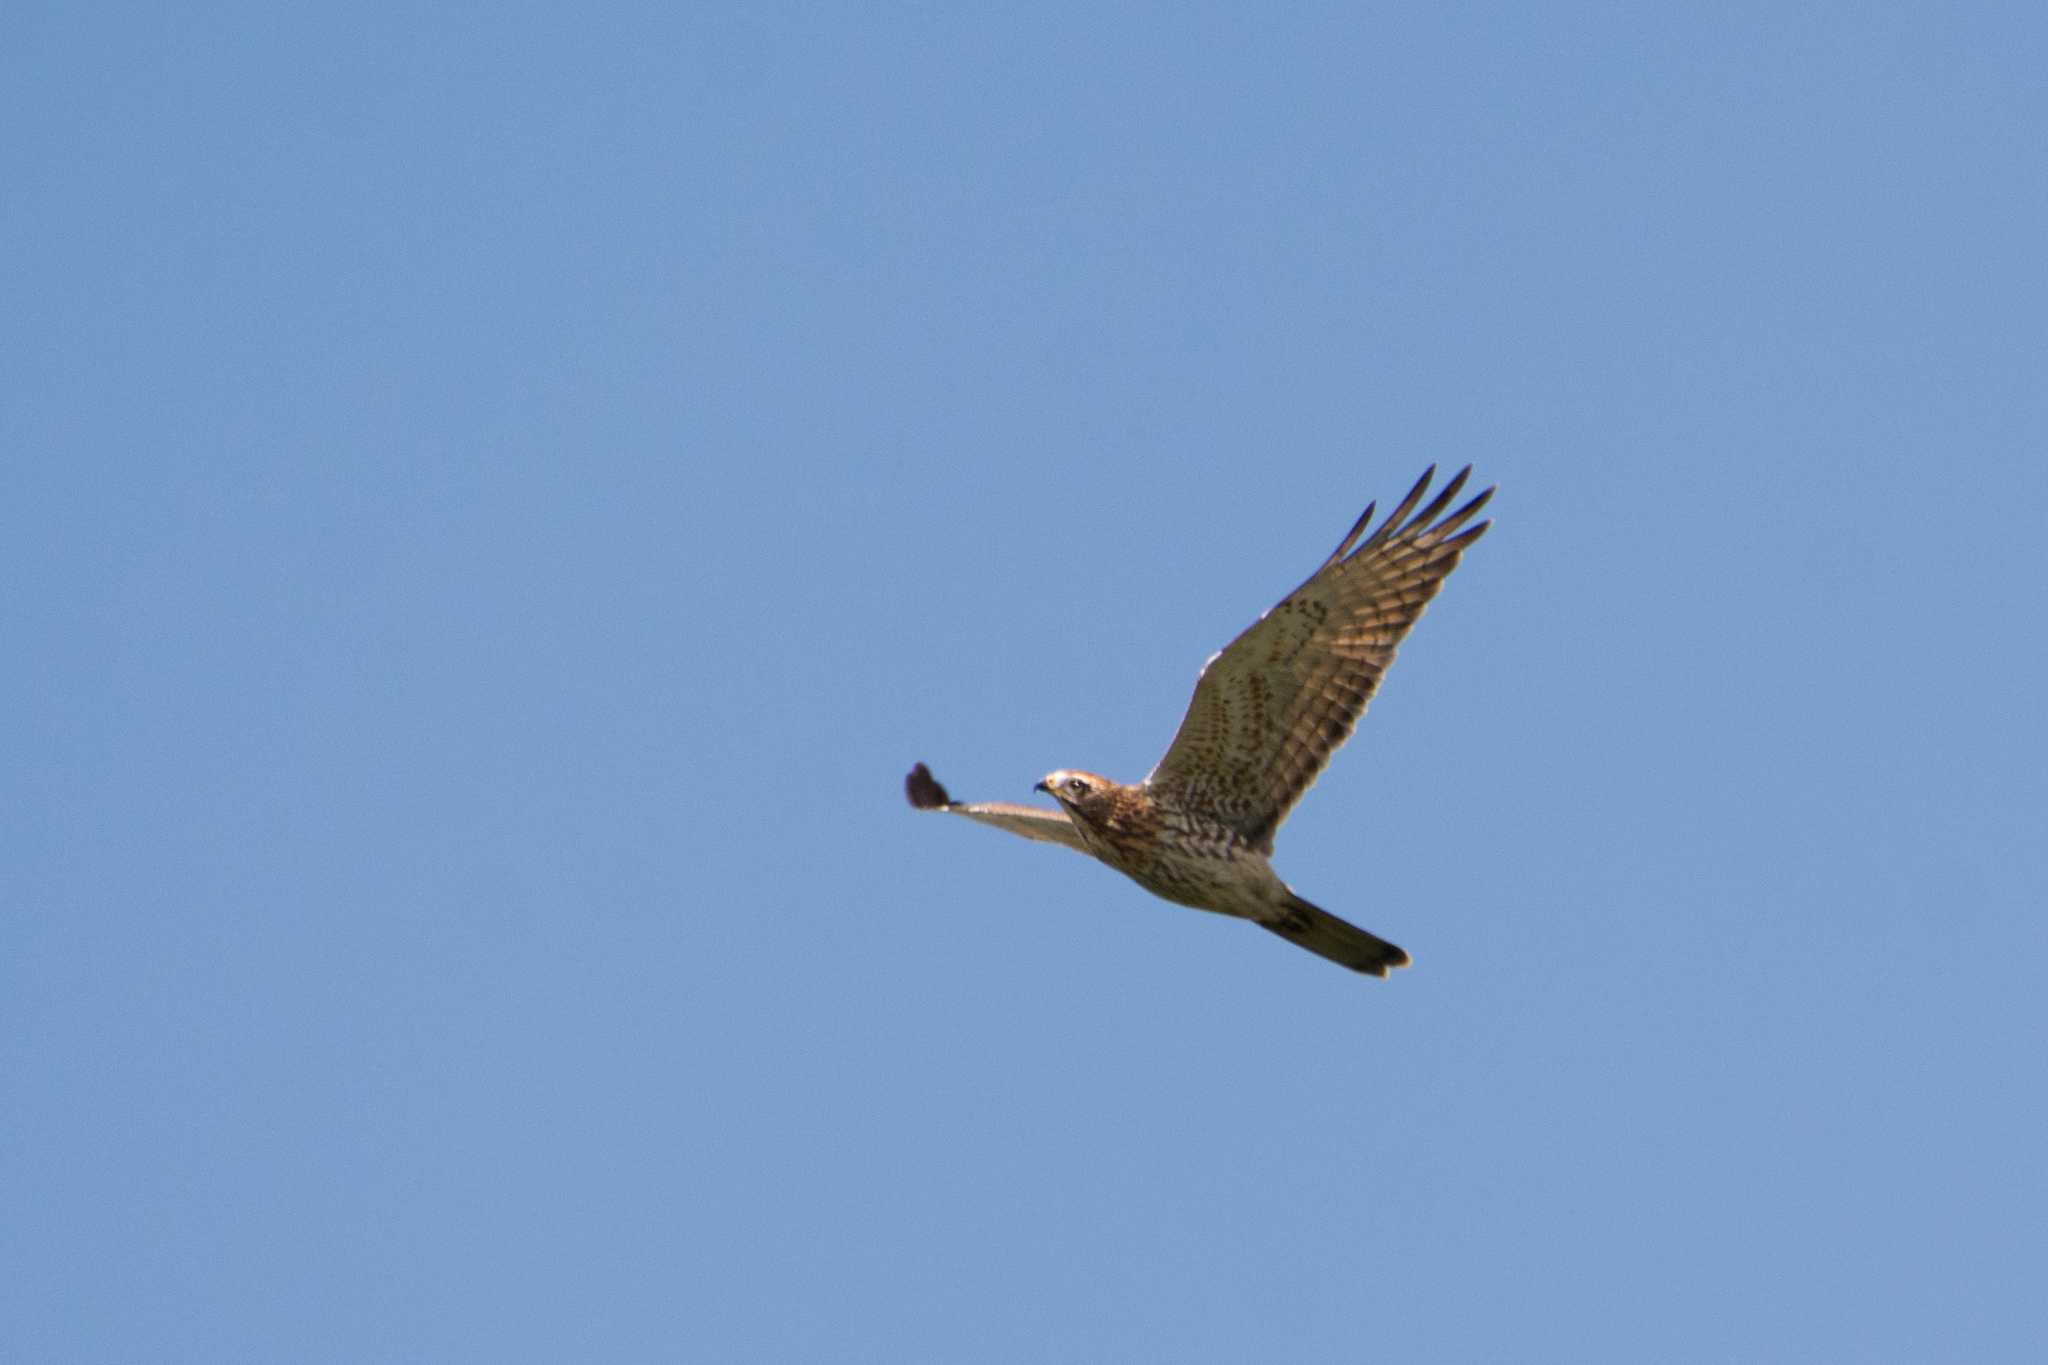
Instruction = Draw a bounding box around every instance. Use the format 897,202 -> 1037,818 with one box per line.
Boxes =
906,466 -> 1492,978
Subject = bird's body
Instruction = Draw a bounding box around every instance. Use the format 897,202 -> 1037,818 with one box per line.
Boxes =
907,466 -> 1492,978
1039,770 -> 1270,915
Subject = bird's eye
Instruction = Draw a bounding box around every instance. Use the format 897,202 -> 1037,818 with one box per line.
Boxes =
1066,778 -> 1087,795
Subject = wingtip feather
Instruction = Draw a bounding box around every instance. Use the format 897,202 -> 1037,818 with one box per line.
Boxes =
1322,502 -> 1377,569
906,762 -> 952,809
1426,485 -> 1495,547
1415,465 -> 1472,526
1367,466 -> 1438,548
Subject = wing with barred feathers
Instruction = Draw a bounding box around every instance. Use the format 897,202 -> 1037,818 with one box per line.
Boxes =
904,762 -> 1090,853
1144,466 -> 1492,850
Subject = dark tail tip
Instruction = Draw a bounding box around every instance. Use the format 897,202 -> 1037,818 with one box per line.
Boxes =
1264,894 -> 1411,978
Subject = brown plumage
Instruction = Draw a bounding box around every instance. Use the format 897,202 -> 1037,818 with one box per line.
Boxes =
906,466 -> 1492,978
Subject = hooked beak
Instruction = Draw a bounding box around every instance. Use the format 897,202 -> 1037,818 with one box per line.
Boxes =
1033,779 -> 1049,794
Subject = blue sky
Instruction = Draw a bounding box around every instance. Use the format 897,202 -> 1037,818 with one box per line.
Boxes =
5,4 -> 2045,1361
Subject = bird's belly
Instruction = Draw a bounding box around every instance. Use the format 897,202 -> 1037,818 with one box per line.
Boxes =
1065,802 -> 1279,918
1120,844 -> 1278,919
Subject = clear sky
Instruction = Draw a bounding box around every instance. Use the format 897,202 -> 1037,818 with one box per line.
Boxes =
5,4 -> 2045,1362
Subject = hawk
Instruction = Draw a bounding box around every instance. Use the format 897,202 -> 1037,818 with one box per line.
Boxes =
906,466 -> 1492,977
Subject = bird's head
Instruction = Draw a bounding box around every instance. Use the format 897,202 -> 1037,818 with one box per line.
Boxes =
1035,769 -> 1114,813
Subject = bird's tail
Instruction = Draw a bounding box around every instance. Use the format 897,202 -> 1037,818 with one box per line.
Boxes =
1262,893 -> 1411,978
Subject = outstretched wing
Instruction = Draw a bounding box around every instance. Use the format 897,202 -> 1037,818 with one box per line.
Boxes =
1145,466 -> 1492,849
904,762 -> 1090,853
